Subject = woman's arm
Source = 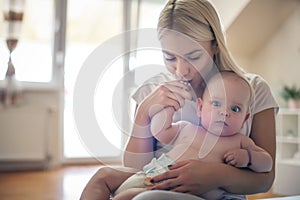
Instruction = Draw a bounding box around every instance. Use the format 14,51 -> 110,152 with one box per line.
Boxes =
238,107 -> 276,192
151,108 -> 276,195
243,138 -> 273,173
123,104 -> 156,170
123,81 -> 192,169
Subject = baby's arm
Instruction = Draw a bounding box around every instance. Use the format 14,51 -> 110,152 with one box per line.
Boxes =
224,136 -> 273,173
150,106 -> 186,144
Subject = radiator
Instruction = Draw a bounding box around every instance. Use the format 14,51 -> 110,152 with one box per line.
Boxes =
0,105 -> 53,171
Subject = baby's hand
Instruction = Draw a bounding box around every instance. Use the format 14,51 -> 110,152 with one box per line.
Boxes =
223,149 -> 249,168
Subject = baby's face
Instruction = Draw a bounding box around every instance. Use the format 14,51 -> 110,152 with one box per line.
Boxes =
198,73 -> 250,136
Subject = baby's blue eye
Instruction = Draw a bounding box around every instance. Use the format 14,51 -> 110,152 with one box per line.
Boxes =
212,101 -> 221,107
231,105 -> 241,112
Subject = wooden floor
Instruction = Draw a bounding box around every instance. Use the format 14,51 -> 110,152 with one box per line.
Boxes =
0,164 -> 285,200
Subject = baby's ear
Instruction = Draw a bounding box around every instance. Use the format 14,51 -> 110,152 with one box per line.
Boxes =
241,112 -> 250,128
196,98 -> 203,117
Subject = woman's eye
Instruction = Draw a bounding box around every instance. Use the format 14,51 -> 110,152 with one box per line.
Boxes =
212,101 -> 221,107
186,51 -> 202,61
231,105 -> 241,112
187,55 -> 200,61
163,54 -> 176,61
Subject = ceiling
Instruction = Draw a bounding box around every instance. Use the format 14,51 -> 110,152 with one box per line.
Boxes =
225,0 -> 300,58
210,0 -> 250,29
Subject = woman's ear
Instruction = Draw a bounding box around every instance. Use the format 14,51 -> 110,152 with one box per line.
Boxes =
212,40 -> 219,54
196,98 -> 203,117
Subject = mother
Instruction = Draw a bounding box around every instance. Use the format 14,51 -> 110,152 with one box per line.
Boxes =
124,0 -> 278,199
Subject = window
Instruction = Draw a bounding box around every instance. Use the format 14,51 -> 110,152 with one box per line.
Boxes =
1,0 -> 167,161
0,0 -> 55,83
64,0 -> 167,161
64,0 -> 166,161
64,0 -> 124,159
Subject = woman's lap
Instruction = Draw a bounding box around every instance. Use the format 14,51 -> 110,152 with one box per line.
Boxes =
132,190 -> 205,200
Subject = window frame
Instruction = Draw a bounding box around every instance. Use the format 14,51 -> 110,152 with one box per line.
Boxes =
0,0 -> 65,91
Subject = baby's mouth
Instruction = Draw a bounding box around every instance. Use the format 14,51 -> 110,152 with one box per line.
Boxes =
215,121 -> 228,127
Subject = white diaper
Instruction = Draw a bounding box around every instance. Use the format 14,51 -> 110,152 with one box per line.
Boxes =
114,171 -> 148,196
143,153 -> 175,177
114,154 -> 175,196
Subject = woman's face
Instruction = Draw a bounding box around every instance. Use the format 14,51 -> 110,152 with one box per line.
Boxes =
160,31 -> 215,93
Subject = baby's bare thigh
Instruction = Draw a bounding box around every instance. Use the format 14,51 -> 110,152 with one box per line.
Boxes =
113,188 -> 148,200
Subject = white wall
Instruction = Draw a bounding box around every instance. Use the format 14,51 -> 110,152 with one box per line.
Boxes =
210,0 -> 250,29
0,89 -> 62,169
23,91 -> 62,167
234,4 -> 300,107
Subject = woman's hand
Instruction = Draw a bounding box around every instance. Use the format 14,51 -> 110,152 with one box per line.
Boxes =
124,80 -> 192,169
140,80 -> 193,119
150,160 -> 223,196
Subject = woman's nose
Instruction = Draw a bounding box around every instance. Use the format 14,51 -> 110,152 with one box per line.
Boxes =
175,58 -> 189,79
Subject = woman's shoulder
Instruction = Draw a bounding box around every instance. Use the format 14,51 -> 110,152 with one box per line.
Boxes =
244,72 -> 279,114
244,73 -> 269,88
244,72 -> 274,95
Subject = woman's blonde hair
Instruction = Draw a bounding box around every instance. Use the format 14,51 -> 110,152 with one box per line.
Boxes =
158,0 -> 245,77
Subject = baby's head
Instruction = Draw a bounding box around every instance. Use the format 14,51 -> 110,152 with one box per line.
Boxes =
197,71 -> 253,136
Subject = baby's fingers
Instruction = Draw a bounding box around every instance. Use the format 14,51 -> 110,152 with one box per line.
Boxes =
223,152 -> 235,164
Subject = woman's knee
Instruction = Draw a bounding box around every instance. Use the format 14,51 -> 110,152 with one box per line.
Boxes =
132,191 -> 167,200
95,166 -> 135,190
132,190 -> 204,200
95,166 -> 117,178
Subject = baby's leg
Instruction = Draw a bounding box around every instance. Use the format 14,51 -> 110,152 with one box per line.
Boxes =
113,188 -> 148,200
80,166 -> 135,200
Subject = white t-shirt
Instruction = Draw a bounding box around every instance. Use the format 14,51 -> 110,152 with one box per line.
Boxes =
132,72 -> 279,137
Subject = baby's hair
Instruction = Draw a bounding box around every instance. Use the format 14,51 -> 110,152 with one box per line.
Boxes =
204,70 -> 255,110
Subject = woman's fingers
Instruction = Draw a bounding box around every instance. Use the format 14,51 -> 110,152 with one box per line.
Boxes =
157,81 -> 193,108
151,169 -> 178,184
167,159 -> 191,170
167,91 -> 185,108
163,81 -> 193,101
144,80 -> 193,118
151,179 -> 180,191
149,163 -> 190,192
150,170 -> 180,190
149,160 -> 191,184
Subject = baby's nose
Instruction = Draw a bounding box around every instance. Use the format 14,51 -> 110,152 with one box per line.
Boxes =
220,109 -> 230,117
